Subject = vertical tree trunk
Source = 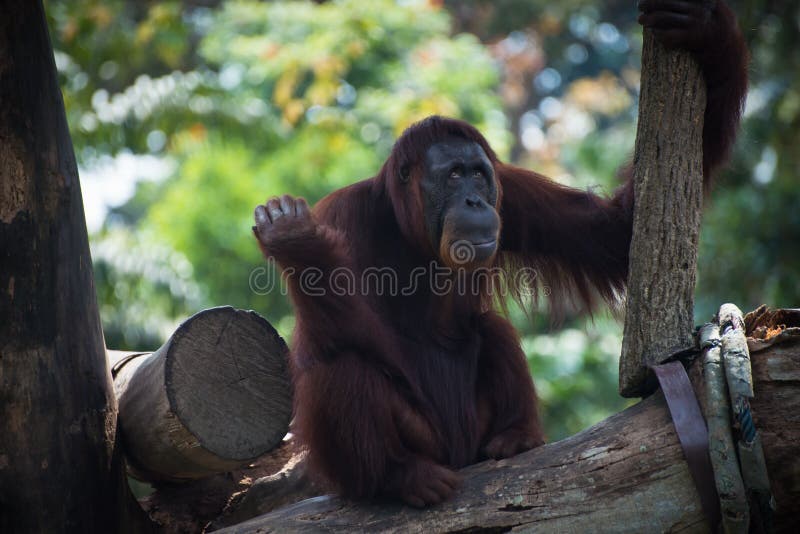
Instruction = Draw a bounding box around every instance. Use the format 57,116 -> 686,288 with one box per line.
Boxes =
0,1 -> 150,531
619,28 -> 707,397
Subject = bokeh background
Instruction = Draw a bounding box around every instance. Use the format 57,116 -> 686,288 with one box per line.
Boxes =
45,0 -> 799,441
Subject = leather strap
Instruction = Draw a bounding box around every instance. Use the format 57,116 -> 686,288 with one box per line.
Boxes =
652,361 -> 721,530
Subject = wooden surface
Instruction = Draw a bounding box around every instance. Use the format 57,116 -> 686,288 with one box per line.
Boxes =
619,27 -> 707,397
210,449 -> 315,531
218,392 -> 705,533
0,1 -> 151,532
139,440 -> 299,533
699,323 -> 748,531
213,339 -> 799,533
113,306 -> 292,482
744,343 -> 799,532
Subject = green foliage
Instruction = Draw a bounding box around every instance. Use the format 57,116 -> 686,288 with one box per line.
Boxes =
561,125 -> 635,190
697,172 -> 800,320
695,3 -> 800,318
47,0 -> 509,341
91,227 -> 204,350
46,0 -> 197,158
48,0 -> 800,441
135,0 -> 507,324
506,306 -> 630,441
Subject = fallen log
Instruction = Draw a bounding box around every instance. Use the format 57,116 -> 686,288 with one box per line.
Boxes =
139,440 -> 300,533
209,448 -> 315,531
213,322 -> 799,533
110,306 -> 292,482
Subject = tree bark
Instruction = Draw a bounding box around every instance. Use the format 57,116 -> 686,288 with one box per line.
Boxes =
208,448 -> 314,531
139,441 -> 301,533
0,1 -> 151,531
619,28 -> 707,397
111,306 -> 292,482
699,322 -> 749,530
212,336 -> 799,533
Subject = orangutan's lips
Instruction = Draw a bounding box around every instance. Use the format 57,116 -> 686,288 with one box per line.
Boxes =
471,239 -> 497,250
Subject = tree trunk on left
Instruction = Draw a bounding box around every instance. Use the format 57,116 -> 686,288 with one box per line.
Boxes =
0,1 -> 151,532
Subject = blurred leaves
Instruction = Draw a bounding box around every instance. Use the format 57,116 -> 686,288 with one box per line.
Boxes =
46,0 -> 800,439
46,0 -> 508,339
92,227 -> 204,350
506,305 -> 630,441
695,2 -> 800,319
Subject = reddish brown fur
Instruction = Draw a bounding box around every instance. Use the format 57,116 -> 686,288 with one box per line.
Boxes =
256,1 -> 748,506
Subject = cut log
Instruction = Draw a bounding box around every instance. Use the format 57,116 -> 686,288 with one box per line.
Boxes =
619,23 -> 707,397
213,335 -> 799,533
111,306 -> 292,482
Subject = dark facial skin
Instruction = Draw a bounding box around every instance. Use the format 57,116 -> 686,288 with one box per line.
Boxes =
421,139 -> 500,268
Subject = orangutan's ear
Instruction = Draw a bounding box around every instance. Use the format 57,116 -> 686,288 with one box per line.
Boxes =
399,165 -> 410,184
